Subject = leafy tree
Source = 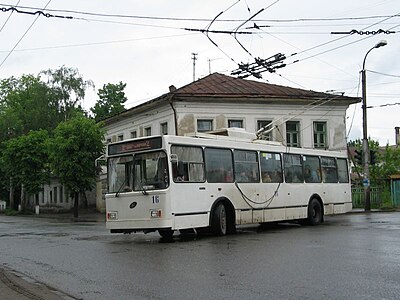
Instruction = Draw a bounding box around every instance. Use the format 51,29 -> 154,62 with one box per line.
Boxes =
41,66 -> 94,120
373,145 -> 400,184
0,75 -> 59,140
91,81 -> 127,122
1,130 -> 49,210
48,115 -> 104,217
350,138 -> 400,186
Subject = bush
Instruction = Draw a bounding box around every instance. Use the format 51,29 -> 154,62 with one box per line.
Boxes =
4,208 -> 18,216
380,188 -> 395,210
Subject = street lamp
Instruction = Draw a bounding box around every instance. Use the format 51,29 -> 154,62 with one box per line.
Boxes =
361,40 -> 387,211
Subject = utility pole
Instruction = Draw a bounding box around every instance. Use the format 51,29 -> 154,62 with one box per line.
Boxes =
192,53 -> 198,82
361,40 -> 387,211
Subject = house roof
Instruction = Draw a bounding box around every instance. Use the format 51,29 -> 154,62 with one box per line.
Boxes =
172,73 -> 359,102
103,72 -> 360,124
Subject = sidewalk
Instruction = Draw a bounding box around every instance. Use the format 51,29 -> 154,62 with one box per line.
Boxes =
0,209 -> 104,299
0,267 -> 74,300
23,208 -> 106,223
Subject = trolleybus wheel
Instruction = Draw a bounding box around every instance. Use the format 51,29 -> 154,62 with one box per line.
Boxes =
308,198 -> 323,225
158,229 -> 174,239
211,203 -> 227,236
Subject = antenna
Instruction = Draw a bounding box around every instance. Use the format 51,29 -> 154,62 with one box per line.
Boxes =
192,53 -> 198,81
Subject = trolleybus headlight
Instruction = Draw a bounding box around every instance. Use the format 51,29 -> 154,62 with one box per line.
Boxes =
107,211 -> 118,220
150,209 -> 162,218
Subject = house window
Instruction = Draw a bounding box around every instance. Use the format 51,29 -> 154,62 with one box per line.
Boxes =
106,138 -> 112,144
228,119 -> 243,128
130,131 -> 137,139
117,134 -> 123,141
144,127 -> 152,136
314,121 -> 327,148
160,122 -> 168,135
257,120 -> 272,141
286,121 -> 300,147
197,119 -> 213,132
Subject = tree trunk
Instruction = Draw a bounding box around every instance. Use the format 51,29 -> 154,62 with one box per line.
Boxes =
73,191 -> 79,218
20,184 -> 25,211
80,191 -> 88,209
9,178 -> 14,210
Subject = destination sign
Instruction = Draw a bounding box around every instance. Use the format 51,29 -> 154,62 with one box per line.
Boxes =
108,137 -> 162,155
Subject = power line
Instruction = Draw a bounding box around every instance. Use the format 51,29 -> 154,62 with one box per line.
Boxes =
1,4 -> 399,23
0,0 -> 20,33
0,0 -> 52,70
367,70 -> 400,78
286,12 -> 400,64
367,102 -> 400,108
0,32 -> 197,53
0,5 -> 72,19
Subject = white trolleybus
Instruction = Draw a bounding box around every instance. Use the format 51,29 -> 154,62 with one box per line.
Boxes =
105,129 -> 352,239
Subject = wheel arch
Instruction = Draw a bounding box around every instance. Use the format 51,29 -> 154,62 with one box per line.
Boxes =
210,197 -> 236,233
308,193 -> 325,215
308,193 -> 324,220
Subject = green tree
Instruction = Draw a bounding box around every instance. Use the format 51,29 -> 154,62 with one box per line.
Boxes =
0,75 -> 60,140
91,81 -> 127,122
41,66 -> 94,120
1,130 -> 49,210
48,115 -> 104,217
350,138 -> 400,186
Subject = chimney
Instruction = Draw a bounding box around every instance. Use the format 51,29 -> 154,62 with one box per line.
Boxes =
169,85 -> 176,92
396,127 -> 400,146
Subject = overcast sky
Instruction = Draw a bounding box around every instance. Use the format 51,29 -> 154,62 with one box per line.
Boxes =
0,0 -> 399,145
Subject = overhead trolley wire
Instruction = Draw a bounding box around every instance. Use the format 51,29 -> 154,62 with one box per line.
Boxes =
1,3 -> 398,23
0,0 -> 20,33
0,0 -> 52,70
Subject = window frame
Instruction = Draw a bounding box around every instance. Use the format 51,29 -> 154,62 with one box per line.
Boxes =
171,145 -> 205,183
160,122 -> 168,135
313,121 -> 327,149
228,119 -> 244,129
204,147 -> 234,183
144,126 -> 152,137
286,121 -> 300,147
257,120 -> 273,141
234,149 -> 260,183
283,153 -> 304,183
197,119 -> 213,133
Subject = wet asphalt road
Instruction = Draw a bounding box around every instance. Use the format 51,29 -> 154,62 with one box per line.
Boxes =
0,212 -> 400,300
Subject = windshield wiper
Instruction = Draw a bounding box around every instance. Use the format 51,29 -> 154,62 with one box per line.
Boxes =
115,178 -> 128,197
135,177 -> 149,195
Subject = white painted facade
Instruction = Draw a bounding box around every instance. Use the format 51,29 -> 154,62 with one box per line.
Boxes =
105,100 -> 348,151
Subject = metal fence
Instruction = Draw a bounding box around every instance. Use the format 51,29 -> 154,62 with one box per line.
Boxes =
351,187 -> 382,208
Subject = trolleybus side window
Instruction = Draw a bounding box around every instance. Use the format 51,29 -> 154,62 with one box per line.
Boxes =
234,150 -> 259,183
321,157 -> 338,183
303,155 -> 321,183
108,155 -> 133,193
205,148 -> 234,183
283,153 -> 304,183
260,152 -> 283,183
171,146 -> 205,182
337,158 -> 350,183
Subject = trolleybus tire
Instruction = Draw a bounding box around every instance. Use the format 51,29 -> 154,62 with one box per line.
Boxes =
307,198 -> 323,225
211,203 -> 227,236
158,229 -> 174,239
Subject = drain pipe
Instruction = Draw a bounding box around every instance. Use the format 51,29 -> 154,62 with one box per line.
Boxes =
168,85 -> 178,135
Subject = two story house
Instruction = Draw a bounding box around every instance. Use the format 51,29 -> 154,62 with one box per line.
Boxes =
96,73 -> 359,211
